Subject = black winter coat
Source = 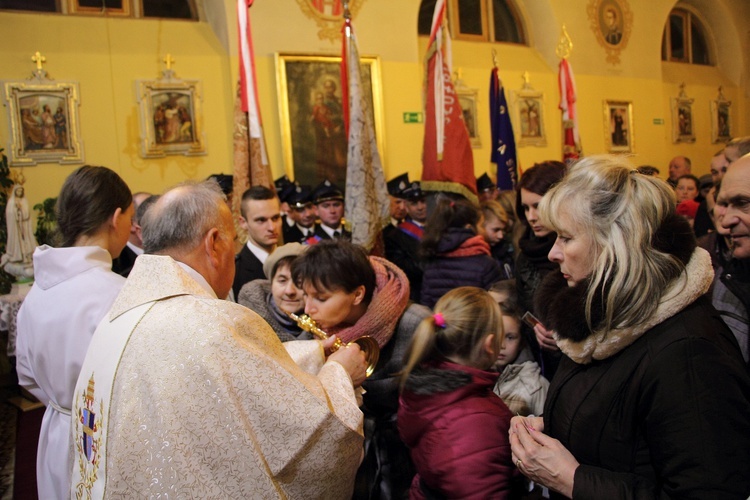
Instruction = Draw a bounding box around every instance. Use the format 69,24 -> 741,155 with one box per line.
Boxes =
544,296 -> 750,499
419,228 -> 502,309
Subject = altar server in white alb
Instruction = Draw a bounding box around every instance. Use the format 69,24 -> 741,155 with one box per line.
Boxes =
70,180 -> 367,499
16,166 -> 133,500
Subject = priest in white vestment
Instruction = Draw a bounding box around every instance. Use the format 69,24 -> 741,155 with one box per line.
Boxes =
71,181 -> 367,499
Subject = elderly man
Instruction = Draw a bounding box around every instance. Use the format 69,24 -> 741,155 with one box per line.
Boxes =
714,153 -> 750,366
695,150 -> 730,237
724,136 -> 750,164
667,155 -> 691,188
70,181 -> 367,498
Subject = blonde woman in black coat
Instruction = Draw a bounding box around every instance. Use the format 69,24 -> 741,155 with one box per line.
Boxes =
510,155 -> 750,499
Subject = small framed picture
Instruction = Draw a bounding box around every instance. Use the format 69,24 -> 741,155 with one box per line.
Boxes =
511,87 -> 546,147
2,74 -> 85,166
671,95 -> 695,144
711,90 -> 731,144
603,100 -> 633,153
135,74 -> 206,158
457,88 -> 481,148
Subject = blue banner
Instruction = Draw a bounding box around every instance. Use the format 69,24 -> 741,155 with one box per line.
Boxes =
489,68 -> 518,191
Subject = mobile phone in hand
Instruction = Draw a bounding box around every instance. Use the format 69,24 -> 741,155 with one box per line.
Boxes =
522,311 -> 544,329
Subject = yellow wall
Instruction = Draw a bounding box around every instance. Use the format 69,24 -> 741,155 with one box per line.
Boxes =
0,0 -> 748,214
0,11 -> 234,210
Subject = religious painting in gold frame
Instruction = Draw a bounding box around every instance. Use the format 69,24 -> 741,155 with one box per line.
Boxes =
457,88 -> 481,148
603,100 -> 633,153
135,73 -> 205,159
511,86 -> 546,147
275,53 -> 384,189
710,88 -> 731,144
671,87 -> 695,144
2,74 -> 84,166
587,0 -> 633,64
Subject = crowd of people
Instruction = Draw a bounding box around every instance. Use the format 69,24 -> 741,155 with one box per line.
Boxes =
13,137 -> 750,499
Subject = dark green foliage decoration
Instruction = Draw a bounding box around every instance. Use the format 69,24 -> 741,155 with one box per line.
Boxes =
0,150 -> 17,294
33,196 -> 57,247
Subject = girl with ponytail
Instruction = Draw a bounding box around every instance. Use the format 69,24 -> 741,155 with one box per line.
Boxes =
398,287 -> 520,499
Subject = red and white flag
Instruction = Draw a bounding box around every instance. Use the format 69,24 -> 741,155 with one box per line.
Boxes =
558,58 -> 582,164
421,0 -> 477,202
234,0 -> 273,216
342,15 -> 390,251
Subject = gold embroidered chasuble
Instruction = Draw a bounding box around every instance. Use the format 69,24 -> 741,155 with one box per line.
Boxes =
71,255 -> 363,499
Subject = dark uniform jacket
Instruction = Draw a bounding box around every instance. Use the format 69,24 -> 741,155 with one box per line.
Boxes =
232,244 -> 265,298
111,245 -> 138,277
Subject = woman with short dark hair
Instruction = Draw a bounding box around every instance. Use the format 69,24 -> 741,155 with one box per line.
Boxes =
292,240 -> 431,499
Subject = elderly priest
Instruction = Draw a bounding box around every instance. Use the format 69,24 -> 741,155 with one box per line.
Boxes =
70,180 -> 367,499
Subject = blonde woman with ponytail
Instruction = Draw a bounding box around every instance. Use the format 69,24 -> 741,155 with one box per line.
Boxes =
398,287 -> 520,499
509,155 -> 750,499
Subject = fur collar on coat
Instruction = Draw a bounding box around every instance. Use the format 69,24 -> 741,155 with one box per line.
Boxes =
535,215 -> 714,364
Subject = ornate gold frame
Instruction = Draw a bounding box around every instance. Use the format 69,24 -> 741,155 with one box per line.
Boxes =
457,88 -> 481,148
511,83 -> 546,148
135,71 -> 205,159
587,0 -> 633,65
710,87 -> 731,144
671,85 -> 695,144
603,100 -> 634,153
275,53 -> 384,185
2,73 -> 84,166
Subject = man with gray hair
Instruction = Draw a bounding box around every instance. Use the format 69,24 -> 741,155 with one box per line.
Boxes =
70,180 -> 367,498
667,155 -> 691,188
713,153 -> 750,367
724,135 -> 750,164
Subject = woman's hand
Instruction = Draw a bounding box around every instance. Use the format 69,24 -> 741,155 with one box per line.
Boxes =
509,415 -> 544,435
534,324 -> 559,351
510,420 -> 579,499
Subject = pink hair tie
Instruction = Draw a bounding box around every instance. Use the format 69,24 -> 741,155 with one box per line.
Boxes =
433,313 -> 446,328
449,201 -> 455,208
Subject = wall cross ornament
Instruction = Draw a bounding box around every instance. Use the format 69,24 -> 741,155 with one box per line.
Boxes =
295,0 -> 365,42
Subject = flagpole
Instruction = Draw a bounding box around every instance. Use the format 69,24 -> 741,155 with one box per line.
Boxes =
557,25 -> 582,164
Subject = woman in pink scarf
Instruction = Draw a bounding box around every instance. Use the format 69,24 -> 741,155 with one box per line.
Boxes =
292,240 -> 431,500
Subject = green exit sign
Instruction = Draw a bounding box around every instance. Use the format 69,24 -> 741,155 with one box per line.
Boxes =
403,112 -> 424,124
653,118 -> 664,125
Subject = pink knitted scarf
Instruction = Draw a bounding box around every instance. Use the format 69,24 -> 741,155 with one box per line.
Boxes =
327,256 -> 410,347
441,234 -> 491,258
